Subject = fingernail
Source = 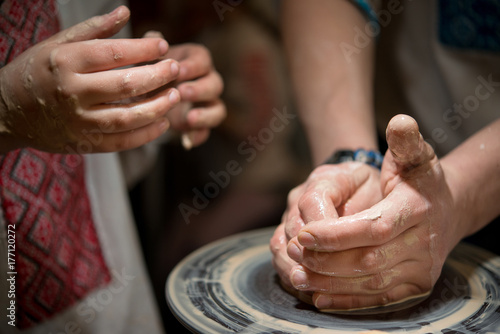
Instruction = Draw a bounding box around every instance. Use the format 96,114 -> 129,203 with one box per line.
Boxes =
315,294 -> 333,309
169,89 -> 179,103
181,132 -> 194,150
170,61 -> 179,76
291,267 -> 309,289
298,232 -> 317,248
287,242 -> 302,262
158,40 -> 168,55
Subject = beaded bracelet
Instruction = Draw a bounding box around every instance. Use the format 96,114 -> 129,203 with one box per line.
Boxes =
323,149 -> 384,170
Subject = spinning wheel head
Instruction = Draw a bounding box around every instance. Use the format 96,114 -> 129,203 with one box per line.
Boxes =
167,227 -> 500,333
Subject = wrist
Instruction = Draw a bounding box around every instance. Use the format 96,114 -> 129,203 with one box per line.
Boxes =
440,157 -> 491,240
323,148 -> 384,170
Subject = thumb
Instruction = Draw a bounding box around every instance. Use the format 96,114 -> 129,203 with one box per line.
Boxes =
385,114 -> 435,172
53,6 -> 130,44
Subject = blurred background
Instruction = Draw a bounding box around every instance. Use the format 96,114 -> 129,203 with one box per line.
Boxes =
124,0 -> 312,331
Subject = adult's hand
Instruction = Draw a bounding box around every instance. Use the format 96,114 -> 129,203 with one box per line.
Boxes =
0,6 -> 181,153
281,162 -> 382,241
271,153 -> 382,299
284,115 -> 465,311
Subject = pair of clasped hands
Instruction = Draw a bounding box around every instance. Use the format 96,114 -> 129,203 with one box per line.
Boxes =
0,6 -> 225,153
271,115 -> 465,312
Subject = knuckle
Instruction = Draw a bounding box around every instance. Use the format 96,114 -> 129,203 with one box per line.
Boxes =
284,218 -> 302,241
118,73 -> 136,96
56,84 -> 72,100
370,220 -> 394,244
360,248 -> 383,273
288,186 -> 301,203
297,189 -> 320,212
107,43 -> 124,62
48,48 -> 64,72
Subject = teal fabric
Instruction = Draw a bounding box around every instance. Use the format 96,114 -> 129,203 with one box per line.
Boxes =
438,0 -> 500,52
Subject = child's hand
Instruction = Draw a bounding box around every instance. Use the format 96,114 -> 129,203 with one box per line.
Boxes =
158,41 -> 226,149
0,6 -> 181,153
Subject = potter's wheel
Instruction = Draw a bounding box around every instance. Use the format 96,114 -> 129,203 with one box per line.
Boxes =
166,227 -> 500,333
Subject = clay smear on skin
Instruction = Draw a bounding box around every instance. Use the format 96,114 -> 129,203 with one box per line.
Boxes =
393,198 -> 411,229
414,167 -> 442,285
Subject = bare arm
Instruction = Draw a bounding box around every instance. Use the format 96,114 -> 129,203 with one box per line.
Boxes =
278,115 -> 500,310
442,118 -> 500,239
282,0 -> 378,164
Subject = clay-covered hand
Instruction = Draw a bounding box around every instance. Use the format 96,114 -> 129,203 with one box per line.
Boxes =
146,32 -> 225,149
285,115 -> 465,311
271,151 -> 382,299
281,161 -> 383,242
0,6 -> 181,153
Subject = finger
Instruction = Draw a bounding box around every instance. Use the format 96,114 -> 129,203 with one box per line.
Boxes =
174,44 -> 213,81
337,166 -> 381,216
270,224 -> 298,288
78,59 -> 179,105
298,163 -> 372,222
181,129 -> 210,150
290,260 -> 431,296
93,117 -> 170,152
298,180 -> 339,222
297,190 -> 428,251
285,215 -> 305,243
178,70 -> 224,102
185,99 -> 226,129
311,282 -> 430,311
79,87 -> 180,133
295,226 -> 423,276
53,6 -> 131,44
68,38 -> 169,73
283,186 -> 306,241
385,114 -> 435,171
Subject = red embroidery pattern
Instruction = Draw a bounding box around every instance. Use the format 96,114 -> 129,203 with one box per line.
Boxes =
0,0 -> 111,329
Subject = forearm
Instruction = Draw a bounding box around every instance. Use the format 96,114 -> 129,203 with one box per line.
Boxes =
282,0 -> 378,165
441,118 -> 500,238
